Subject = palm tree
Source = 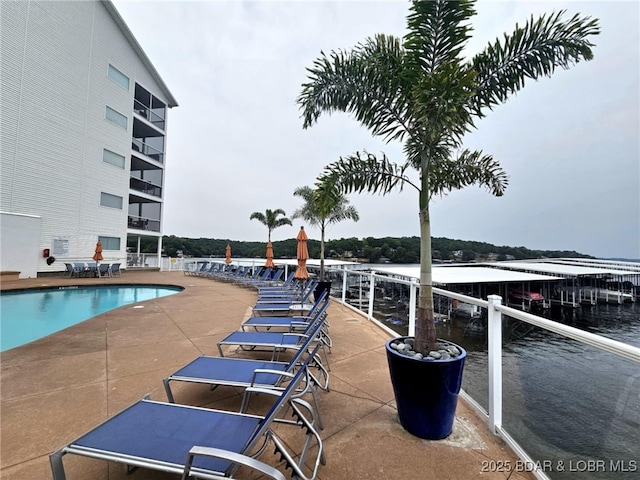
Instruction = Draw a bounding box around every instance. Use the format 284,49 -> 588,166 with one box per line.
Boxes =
298,0 -> 599,354
249,209 -> 293,242
292,185 -> 360,281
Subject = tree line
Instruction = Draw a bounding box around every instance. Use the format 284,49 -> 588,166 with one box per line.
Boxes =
130,235 -> 592,264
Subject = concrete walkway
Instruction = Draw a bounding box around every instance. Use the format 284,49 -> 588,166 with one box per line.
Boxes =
1,271 -> 533,479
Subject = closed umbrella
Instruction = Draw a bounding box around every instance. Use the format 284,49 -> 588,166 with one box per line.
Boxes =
294,226 -> 309,280
92,241 -> 103,262
225,244 -> 232,265
265,242 -> 275,268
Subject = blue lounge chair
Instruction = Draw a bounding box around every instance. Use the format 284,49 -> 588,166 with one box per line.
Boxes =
185,261 -> 209,276
242,292 -> 330,333
255,280 -> 317,304
217,300 -> 331,368
72,263 -> 86,277
50,351 -> 325,480
163,340 -> 329,428
254,270 -> 295,290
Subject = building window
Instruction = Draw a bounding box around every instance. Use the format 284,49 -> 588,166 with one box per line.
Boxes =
98,236 -> 121,250
100,192 -> 123,209
108,64 -> 130,90
105,106 -> 128,129
102,148 -> 125,169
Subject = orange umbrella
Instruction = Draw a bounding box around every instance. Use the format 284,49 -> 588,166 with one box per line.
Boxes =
265,241 -> 275,268
225,244 -> 232,265
92,240 -> 103,262
293,226 -> 309,280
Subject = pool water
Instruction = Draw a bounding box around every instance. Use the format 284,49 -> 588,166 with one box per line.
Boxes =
0,285 -> 183,351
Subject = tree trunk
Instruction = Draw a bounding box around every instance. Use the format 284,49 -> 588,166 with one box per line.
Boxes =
414,160 -> 437,355
319,224 -> 326,281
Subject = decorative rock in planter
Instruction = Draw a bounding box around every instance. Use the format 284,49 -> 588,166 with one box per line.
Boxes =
386,336 -> 466,440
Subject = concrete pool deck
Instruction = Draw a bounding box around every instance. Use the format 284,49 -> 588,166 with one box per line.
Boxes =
1,271 -> 534,479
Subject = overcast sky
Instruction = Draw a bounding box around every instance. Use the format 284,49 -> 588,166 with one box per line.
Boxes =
112,0 -> 639,260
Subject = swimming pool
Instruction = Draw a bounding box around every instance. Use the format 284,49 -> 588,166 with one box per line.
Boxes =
0,285 -> 183,352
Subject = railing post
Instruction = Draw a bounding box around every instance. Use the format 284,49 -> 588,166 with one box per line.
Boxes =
368,272 -> 375,319
408,279 -> 417,337
487,294 -> 503,435
342,266 -> 347,304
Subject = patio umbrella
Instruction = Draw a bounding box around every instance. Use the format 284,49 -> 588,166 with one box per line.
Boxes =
225,244 -> 232,265
92,240 -> 103,262
265,241 -> 275,268
294,226 -> 309,280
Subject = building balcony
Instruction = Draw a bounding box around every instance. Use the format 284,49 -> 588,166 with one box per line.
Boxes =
129,177 -> 162,198
127,215 -> 160,232
134,99 -> 165,130
131,138 -> 164,163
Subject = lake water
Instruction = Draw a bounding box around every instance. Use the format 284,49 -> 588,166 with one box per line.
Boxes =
441,302 -> 639,480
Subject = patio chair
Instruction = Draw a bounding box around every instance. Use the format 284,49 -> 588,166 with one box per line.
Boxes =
63,263 -> 74,278
186,261 -> 209,276
163,340 -> 329,428
255,280 -> 316,304
242,291 -> 329,333
110,263 -> 121,277
217,301 -> 331,368
256,270 -> 296,292
98,263 -> 111,277
237,267 -> 274,287
72,263 -> 86,277
50,351 -> 325,480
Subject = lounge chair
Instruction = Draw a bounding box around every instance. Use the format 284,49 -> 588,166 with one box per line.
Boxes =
255,280 -> 316,304
256,270 -> 296,293
163,340 -> 329,428
50,351 -> 325,480
242,292 -> 330,333
217,300 -> 331,367
110,262 -> 122,277
186,261 -> 209,276
252,282 -> 317,317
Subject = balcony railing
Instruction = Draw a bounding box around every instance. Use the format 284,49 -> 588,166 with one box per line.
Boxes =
129,177 -> 162,197
131,138 -> 164,163
127,215 -> 160,232
134,99 -> 165,130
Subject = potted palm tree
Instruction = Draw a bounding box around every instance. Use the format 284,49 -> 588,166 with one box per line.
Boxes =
298,0 -> 598,439
292,185 -> 359,300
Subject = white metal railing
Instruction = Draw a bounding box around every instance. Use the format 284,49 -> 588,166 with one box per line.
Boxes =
329,267 -> 640,480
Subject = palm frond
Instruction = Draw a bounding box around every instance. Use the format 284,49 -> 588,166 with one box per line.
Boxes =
405,0 -> 476,74
316,152 -> 418,197
429,149 -> 509,197
471,10 -> 599,114
298,35 -> 412,144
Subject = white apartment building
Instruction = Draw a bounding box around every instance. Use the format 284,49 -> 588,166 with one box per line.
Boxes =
0,0 -> 178,278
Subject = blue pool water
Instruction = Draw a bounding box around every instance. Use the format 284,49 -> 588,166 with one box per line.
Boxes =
0,285 -> 183,351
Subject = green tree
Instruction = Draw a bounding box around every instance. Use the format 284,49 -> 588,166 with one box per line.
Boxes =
292,185 -> 360,280
298,0 -> 598,353
249,209 -> 293,242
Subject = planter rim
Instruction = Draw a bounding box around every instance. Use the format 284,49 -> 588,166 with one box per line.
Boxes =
386,336 -> 467,363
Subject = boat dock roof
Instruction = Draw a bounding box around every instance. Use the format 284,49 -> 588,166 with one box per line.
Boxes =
491,261 -> 637,278
372,265 -> 563,285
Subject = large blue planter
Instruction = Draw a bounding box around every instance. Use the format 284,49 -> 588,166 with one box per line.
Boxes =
386,337 -> 466,440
